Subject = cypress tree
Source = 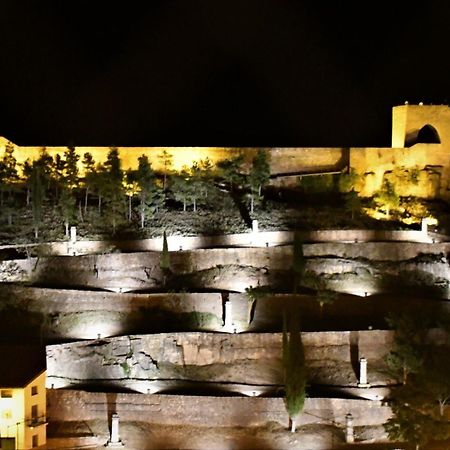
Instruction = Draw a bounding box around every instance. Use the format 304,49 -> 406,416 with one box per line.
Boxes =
282,308 -> 307,432
292,232 -> 306,293
160,231 -> 170,286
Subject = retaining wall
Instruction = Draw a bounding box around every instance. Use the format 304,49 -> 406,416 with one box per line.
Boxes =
1,229 -> 443,256
47,389 -> 392,428
2,286 -> 449,342
45,331 -> 397,392
2,242 -> 450,296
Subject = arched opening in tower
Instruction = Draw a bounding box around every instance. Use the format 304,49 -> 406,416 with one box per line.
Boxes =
405,124 -> 441,147
415,124 -> 441,146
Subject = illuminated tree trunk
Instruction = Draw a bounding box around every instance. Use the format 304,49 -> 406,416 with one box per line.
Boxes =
128,195 -> 132,222
140,198 -> 145,229
84,187 -> 89,214
290,416 -> 297,433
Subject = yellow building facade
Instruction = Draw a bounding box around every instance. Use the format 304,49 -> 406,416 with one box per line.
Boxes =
0,347 -> 46,450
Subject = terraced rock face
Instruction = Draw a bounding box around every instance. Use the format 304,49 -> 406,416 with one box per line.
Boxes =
1,243 -> 450,297
46,331 -> 396,394
3,284 -> 448,343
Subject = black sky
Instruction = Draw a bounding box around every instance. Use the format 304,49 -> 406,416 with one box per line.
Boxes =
1,1 -> 450,147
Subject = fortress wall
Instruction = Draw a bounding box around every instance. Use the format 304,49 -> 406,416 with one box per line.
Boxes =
4,140 -> 450,197
350,144 -> 450,197
269,147 -> 344,173
0,141 -> 345,176
3,104 -> 450,198
6,145 -> 238,173
47,389 -> 392,428
392,105 -> 450,148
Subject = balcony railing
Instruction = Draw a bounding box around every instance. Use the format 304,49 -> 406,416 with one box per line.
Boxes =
26,415 -> 47,428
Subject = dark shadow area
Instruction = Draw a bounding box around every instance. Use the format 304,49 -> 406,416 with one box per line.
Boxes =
349,330 -> 360,378
405,124 -> 441,147
106,392 -> 118,437
230,190 -> 252,229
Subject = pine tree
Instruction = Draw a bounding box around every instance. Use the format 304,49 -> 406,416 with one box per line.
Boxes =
64,146 -> 79,190
386,310 -> 427,385
30,163 -> 45,239
0,141 -> 18,206
384,305 -> 450,448
58,187 -> 76,237
170,167 -> 196,212
158,149 -> 173,191
82,152 -> 96,214
217,152 -> 245,191
136,155 -> 161,228
124,169 -> 138,222
375,180 -> 400,217
248,149 -> 270,213
102,147 -> 125,234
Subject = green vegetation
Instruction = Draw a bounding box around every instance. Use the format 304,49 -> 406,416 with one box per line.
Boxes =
248,149 -> 270,213
292,232 -> 306,294
282,308 -> 307,432
217,152 -> 245,191
1,143 -> 449,244
120,362 -> 131,378
374,180 -> 400,217
245,284 -> 272,325
160,230 -> 171,286
338,168 -> 360,193
384,305 -> 450,448
158,149 -> 173,192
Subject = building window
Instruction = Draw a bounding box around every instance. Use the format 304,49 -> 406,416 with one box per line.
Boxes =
0,390 -> 12,398
31,404 -> 38,421
31,386 -> 38,396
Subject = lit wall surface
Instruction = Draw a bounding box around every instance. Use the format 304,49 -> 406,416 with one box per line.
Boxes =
0,371 -> 46,450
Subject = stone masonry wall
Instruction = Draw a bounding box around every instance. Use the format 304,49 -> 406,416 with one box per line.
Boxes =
0,228 -> 438,256
45,331 -> 396,391
47,389 -> 392,428
2,242 -> 450,295
2,286 -> 449,341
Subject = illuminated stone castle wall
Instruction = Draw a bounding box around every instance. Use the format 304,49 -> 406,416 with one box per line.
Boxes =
1,103 -> 450,198
351,104 -> 450,198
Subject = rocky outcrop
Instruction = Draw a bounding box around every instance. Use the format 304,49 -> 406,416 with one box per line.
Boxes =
2,243 -> 450,296
46,331 -> 396,393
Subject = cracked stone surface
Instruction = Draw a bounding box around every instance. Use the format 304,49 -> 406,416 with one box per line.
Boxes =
46,331 -> 396,390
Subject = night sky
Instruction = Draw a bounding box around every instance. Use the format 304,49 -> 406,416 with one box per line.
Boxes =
1,1 -> 450,147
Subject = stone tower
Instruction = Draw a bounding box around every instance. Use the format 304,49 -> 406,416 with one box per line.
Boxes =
392,103 -> 450,148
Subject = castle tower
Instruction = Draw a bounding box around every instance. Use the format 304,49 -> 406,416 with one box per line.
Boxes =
392,103 -> 450,148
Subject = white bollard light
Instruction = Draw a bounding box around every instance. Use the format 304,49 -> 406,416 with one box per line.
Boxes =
106,413 -> 124,447
358,357 -> 371,388
345,413 -> 354,443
